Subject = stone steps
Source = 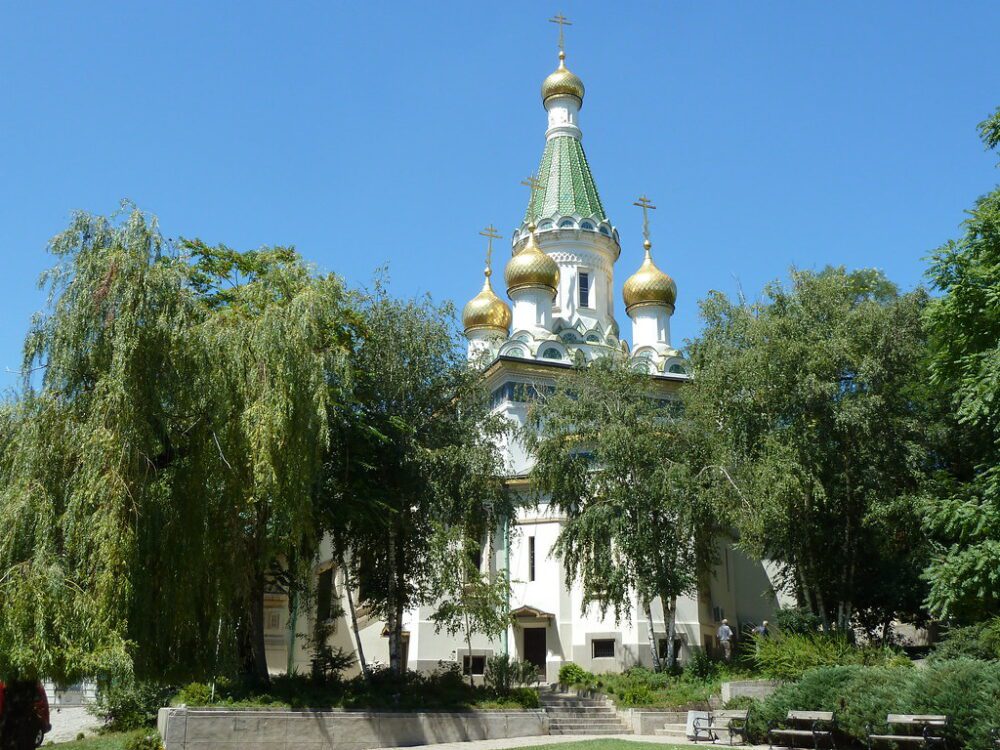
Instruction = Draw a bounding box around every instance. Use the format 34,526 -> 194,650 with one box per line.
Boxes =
655,722 -> 688,738
541,691 -> 630,735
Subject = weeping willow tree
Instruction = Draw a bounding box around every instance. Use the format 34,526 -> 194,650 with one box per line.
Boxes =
0,204 -> 354,684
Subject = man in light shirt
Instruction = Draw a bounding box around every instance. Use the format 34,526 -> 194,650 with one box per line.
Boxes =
717,619 -> 734,661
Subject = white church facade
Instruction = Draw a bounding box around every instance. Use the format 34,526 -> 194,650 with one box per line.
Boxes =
264,35 -> 784,681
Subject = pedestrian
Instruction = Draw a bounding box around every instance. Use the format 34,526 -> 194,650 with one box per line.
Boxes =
717,619 -> 734,662
754,620 -> 770,638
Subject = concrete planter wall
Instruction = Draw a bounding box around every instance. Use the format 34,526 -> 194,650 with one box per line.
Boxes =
720,680 -> 781,703
157,707 -> 548,750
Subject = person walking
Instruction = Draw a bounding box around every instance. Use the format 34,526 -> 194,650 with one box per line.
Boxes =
754,620 -> 770,638
717,619 -> 734,662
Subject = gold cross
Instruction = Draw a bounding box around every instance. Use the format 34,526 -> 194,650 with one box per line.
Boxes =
633,194 -> 657,244
479,224 -> 502,270
549,13 -> 573,53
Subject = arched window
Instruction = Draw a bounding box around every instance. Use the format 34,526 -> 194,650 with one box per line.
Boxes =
538,220 -> 554,231
580,221 -> 595,231
599,225 -> 611,236
668,363 -> 686,374
585,333 -> 601,343
542,347 -> 563,360
559,219 -> 575,228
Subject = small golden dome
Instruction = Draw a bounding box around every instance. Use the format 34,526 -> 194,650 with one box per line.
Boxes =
541,52 -> 585,104
505,227 -> 559,297
623,240 -> 677,313
463,270 -> 511,333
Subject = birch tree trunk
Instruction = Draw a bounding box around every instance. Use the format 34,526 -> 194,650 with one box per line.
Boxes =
645,599 -> 663,672
341,554 -> 370,680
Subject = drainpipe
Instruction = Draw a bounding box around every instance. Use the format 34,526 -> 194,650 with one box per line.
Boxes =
503,514 -> 511,658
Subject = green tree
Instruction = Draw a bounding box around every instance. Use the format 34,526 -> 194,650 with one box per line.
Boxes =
429,525 -> 512,688
686,267 -> 930,631
524,357 -> 713,669
0,205 -> 353,685
321,288 -> 511,675
921,107 -> 1000,621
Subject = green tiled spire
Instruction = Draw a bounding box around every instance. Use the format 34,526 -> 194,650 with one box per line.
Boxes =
524,136 -> 608,224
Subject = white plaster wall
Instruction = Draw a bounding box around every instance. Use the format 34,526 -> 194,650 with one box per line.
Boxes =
630,307 -> 671,350
511,289 -> 552,332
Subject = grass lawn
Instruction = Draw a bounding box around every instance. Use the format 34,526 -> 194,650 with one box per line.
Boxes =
515,743 -> 689,750
46,729 -> 154,748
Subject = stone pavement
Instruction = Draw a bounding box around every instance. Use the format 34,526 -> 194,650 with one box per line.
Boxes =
45,705 -> 103,744
373,734 -> 770,750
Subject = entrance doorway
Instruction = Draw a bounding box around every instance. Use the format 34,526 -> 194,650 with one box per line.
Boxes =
523,627 -> 547,679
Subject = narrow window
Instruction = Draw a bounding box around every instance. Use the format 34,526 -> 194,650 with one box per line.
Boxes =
317,568 -> 334,622
592,639 -> 615,659
528,536 -> 536,581
579,272 -> 590,307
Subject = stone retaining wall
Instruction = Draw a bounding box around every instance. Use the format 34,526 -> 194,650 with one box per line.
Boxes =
157,707 -> 549,750
720,680 -> 781,703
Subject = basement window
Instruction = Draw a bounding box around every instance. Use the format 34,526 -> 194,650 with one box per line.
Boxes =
463,655 -> 487,675
592,639 -> 615,659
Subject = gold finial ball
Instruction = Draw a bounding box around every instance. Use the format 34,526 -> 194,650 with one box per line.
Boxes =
643,239 -> 652,250
505,233 -> 559,297
541,53 -> 585,104
623,250 -> 676,313
463,277 -> 511,333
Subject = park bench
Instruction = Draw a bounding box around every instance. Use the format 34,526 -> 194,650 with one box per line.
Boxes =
769,710 -> 837,749
693,708 -> 750,745
867,715 -> 948,749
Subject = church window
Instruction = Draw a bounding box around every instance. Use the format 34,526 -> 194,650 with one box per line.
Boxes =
528,536 -> 536,581
539,220 -> 554,231
579,272 -> 590,307
542,347 -> 563,360
586,333 -> 600,343
317,568 -> 334,622
580,221 -> 595,231
559,219 -> 575,228
668,363 -> 686,374
599,225 -> 611,236
463,655 -> 487,675
592,639 -> 615,659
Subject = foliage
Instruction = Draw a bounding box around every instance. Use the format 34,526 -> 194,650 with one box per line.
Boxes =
683,648 -> 717,681
429,526 -> 513,687
558,662 -> 594,686
525,357 -> 720,668
921,107 -> 1000,622
773,607 -> 822,635
321,288 -> 512,675
746,661 -> 1000,750
169,666 -> 539,710
0,206 -> 354,683
687,267 -> 932,632
753,633 -> 910,681
486,654 -> 539,693
929,617 -> 1000,662
122,733 -> 164,750
45,731 -> 159,750
89,678 -> 174,731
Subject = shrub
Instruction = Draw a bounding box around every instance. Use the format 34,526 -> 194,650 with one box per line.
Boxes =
930,618 -> 1000,662
485,654 -> 538,693
774,607 -> 823,635
123,732 -> 165,750
558,662 -> 593,686
754,633 -> 907,681
684,647 -> 717,680
509,686 -> 540,708
89,678 -> 174,731
172,682 -> 214,707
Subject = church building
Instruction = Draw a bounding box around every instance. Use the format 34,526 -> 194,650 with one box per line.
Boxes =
264,29 -> 783,680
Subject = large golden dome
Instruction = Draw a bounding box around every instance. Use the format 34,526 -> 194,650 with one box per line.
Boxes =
541,52 -> 585,104
463,270 -> 511,333
623,241 -> 677,312
505,228 -> 559,297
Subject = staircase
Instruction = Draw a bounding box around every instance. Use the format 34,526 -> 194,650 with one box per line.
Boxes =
540,690 -> 632,735
653,711 -> 689,739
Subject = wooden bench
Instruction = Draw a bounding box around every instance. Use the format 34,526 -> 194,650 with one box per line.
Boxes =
692,709 -> 751,745
867,715 -> 948,749
769,710 -> 837,749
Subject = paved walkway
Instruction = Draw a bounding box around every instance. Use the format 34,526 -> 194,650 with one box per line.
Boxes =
45,705 -> 103,743
374,735 -> 770,750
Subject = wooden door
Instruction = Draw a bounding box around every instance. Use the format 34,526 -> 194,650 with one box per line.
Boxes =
523,627 -> 546,678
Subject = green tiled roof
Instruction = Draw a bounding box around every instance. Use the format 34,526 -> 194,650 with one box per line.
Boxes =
524,136 -> 607,224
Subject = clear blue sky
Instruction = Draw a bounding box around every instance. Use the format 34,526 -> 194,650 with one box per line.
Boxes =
2,1 -> 998,387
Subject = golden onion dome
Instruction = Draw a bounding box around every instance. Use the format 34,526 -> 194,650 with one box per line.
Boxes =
623,240 -> 677,313
462,269 -> 511,333
541,51 -> 585,104
505,226 -> 559,297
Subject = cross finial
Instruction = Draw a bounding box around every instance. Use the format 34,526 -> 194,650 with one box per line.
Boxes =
633,194 -> 657,247
549,13 -> 572,54
521,174 -> 543,226
479,224 -> 502,274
